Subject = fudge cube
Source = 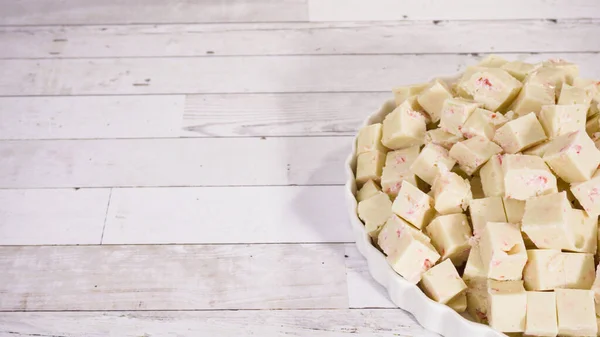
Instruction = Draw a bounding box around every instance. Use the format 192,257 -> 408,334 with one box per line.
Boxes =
424,128 -> 463,150
386,232 -> 441,284
377,214 -> 432,256
381,100 -> 427,150
447,292 -> 467,313
543,130 -> 600,183
467,287 -> 490,324
449,136 -> 503,176
509,82 -> 556,117
425,213 -> 472,266
501,60 -> 538,81
357,179 -> 381,202
525,291 -> 558,337
479,222 -> 527,281
571,170 -> 600,215
356,150 -> 386,186
357,192 -> 392,239
470,175 -> 485,199
522,192 -> 573,250
523,249 -> 564,291
409,143 -> 456,185
528,65 -> 570,96
522,140 -> 552,157
461,108 -> 509,140
503,197 -> 525,224
592,267 -> 600,317
558,83 -> 593,108
457,67 -> 523,111
486,280 -> 527,333
469,196 -> 507,237
478,55 -> 509,68
542,59 -> 580,84
463,244 -> 487,287
539,104 -> 587,138
417,79 -> 453,123
565,209 -> 598,254
420,259 -> 467,304
563,252 -> 595,289
480,154 -> 505,197
493,112 -> 547,154
391,181 -> 436,229
380,146 -> 419,198
392,82 -> 429,106
556,289 -> 597,337
431,171 -> 472,214
356,123 -> 386,155
502,154 -> 557,200
439,97 -> 482,136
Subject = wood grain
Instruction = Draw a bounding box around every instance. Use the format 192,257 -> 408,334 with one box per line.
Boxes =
0,244 -> 347,311
103,186 -> 353,244
0,137 -> 349,188
0,95 -> 185,140
0,188 -> 110,245
0,0 -> 308,25
1,53 -> 599,96
1,20 -> 599,59
308,0 -> 600,21
0,310 -> 438,337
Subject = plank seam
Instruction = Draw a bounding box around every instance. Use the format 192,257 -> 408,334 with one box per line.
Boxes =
0,242 -> 352,248
0,307 -> 399,313
99,188 -> 113,244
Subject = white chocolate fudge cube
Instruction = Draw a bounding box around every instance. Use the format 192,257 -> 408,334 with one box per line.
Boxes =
386,232 -> 441,284
449,136 -> 502,176
419,259 -> 467,304
424,128 -> 463,150
478,55 -> 509,68
592,267 -> 600,317
457,67 -> 523,111
503,197 -> 526,224
486,280 -> 527,333
571,170 -> 600,215
501,61 -> 538,81
380,146 -> 419,198
447,292 -> 467,313
356,123 -> 386,155
558,83 -> 593,108
357,179 -> 381,202
522,140 -> 552,157
502,154 -> 557,200
480,154 -> 505,197
409,143 -> 456,185
431,171 -> 472,215
565,209 -> 598,254
377,214 -> 432,256
461,108 -> 509,140
355,150 -> 386,186
480,222 -> 527,281
509,82 -> 556,117
463,244 -> 487,287
493,112 -> 547,154
522,192 -> 573,250
543,130 -> 600,183
381,100 -> 427,150
425,213 -> 472,266
539,104 -> 587,138
439,97 -> 482,136
357,192 -> 392,239
391,181 -> 436,229
542,59 -> 580,84
467,288 -> 490,324
469,196 -> 507,237
523,249 -> 564,291
417,79 -> 453,123
525,291 -> 558,337
563,252 -> 595,290
528,65 -> 570,97
392,83 -> 429,106
556,289 -> 597,337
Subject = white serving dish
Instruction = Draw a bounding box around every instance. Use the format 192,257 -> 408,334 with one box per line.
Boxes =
343,76 -> 507,337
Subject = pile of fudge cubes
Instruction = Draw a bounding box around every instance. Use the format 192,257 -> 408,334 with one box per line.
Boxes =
354,55 -> 600,336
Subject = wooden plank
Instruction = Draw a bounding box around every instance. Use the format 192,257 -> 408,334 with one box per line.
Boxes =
0,244 -> 347,311
103,186 -> 353,244
0,0 -> 308,25
344,245 -> 395,308
1,53 -> 599,96
0,188 -> 110,245
0,95 -> 185,140
0,310 -> 437,337
308,0 -> 600,21
2,20 -> 600,59
0,137 -> 349,188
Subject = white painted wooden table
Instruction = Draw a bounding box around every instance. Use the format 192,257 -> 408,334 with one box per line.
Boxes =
0,1 -> 599,336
